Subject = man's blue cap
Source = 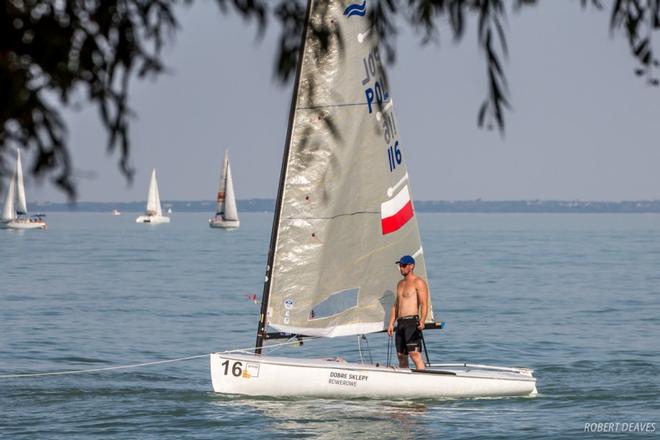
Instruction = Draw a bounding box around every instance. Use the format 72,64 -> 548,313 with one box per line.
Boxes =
396,255 -> 415,265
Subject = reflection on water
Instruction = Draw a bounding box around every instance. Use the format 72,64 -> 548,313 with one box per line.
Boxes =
210,398 -> 432,438
206,395 -> 551,439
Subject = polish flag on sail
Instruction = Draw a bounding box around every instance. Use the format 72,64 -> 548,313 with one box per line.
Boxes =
380,185 -> 414,235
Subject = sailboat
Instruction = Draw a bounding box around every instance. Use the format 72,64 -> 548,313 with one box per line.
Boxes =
136,169 -> 170,224
210,0 -> 536,398
209,150 -> 240,229
1,148 -> 47,230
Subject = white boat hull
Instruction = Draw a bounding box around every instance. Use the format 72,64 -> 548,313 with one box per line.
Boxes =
209,218 -> 240,229
210,353 -> 537,399
1,220 -> 47,230
136,215 -> 170,224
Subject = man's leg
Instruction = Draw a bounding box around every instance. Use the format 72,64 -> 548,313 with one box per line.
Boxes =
408,324 -> 426,370
394,326 -> 409,368
409,350 -> 425,370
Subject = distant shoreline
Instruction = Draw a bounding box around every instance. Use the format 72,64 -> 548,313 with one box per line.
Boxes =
31,199 -> 660,213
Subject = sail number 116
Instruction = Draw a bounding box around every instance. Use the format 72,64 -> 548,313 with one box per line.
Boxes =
221,360 -> 243,377
387,141 -> 402,172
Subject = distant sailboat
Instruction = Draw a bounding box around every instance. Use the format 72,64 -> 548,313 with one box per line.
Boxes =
112,209 -> 122,216
136,169 -> 170,224
1,148 -> 47,230
209,150 -> 240,229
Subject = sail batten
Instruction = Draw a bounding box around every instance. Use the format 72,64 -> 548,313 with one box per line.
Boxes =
263,0 -> 433,340
281,211 -> 379,220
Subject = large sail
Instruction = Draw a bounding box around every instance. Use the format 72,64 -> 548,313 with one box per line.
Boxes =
215,151 -> 228,216
146,169 -> 162,216
2,171 -> 16,221
15,149 -> 27,215
224,160 -> 239,221
264,0 -> 433,338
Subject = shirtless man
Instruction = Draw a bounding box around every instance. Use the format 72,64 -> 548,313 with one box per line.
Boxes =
387,255 -> 429,370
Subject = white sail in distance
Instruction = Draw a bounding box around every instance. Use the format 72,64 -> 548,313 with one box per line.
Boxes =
15,148 -> 27,215
264,0 -> 433,338
214,150 -> 239,221
2,171 -> 16,221
215,151 -> 227,216
223,159 -> 239,221
146,169 -> 163,216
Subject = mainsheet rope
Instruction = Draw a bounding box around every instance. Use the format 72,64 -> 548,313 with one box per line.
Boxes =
0,337 -> 316,379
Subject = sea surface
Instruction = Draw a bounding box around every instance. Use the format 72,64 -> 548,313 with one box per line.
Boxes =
1,212 -> 659,439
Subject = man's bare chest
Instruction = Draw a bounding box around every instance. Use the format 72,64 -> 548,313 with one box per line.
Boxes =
399,285 -> 417,299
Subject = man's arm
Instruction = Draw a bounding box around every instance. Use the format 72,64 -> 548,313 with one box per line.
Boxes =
416,279 -> 429,330
387,283 -> 400,336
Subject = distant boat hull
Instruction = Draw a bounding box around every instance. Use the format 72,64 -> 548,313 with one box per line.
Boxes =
208,217 -> 240,229
1,219 -> 47,230
210,353 -> 537,399
136,215 -> 170,224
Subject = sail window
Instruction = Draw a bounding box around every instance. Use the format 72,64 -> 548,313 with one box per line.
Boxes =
309,288 -> 359,320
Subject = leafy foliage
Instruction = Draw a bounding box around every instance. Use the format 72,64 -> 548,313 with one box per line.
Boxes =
608,0 -> 660,85
1,0 -> 659,198
0,0 -> 264,198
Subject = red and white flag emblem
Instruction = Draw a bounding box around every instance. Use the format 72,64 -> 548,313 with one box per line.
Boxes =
380,185 -> 414,235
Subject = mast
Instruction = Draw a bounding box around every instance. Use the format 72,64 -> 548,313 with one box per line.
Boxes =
255,0 -> 314,354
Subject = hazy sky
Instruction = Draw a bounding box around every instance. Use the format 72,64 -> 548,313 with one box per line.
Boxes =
28,1 -> 660,203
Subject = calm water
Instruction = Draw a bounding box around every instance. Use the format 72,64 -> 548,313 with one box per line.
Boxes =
1,212 -> 659,439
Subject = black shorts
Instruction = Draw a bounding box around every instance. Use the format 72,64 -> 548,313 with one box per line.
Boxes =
395,315 -> 422,355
